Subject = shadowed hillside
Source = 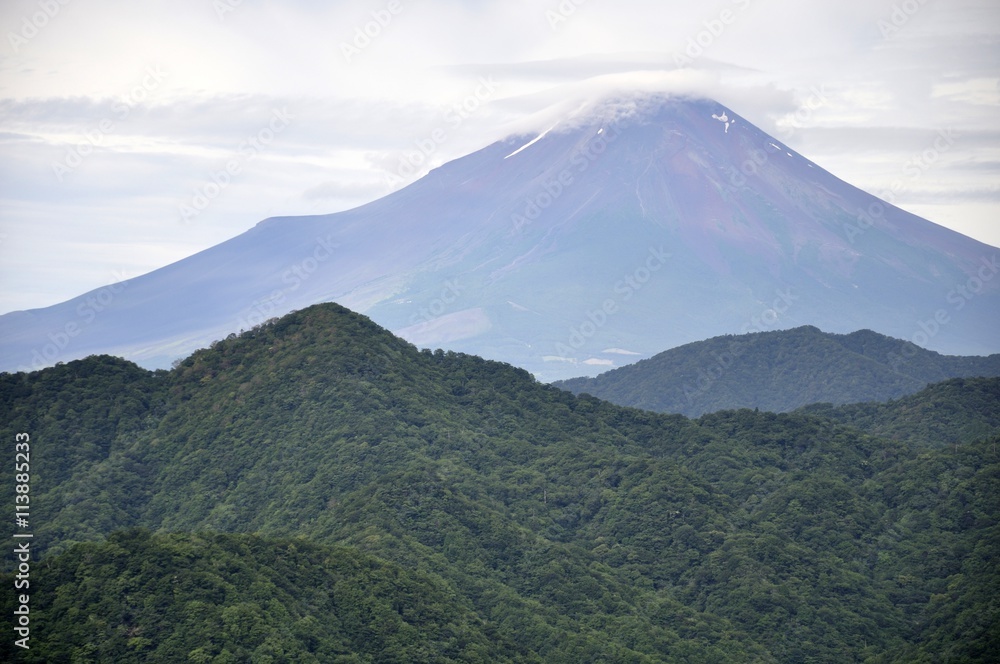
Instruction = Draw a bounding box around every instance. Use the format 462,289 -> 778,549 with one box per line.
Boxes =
554,326 -> 1000,416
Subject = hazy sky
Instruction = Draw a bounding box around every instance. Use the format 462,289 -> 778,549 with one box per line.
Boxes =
1,0 -> 998,314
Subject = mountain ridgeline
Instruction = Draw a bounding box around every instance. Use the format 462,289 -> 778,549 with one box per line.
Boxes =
554,325 -> 1000,417
1,304 -> 998,662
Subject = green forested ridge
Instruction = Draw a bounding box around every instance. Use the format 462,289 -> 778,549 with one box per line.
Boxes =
798,377 -> 1000,448
1,304 -> 997,662
554,325 -> 1000,416
1,530 -> 514,663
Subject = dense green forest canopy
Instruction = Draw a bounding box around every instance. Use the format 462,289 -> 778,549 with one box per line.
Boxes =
1,304 -> 997,662
797,376 -> 1000,447
2,530 -> 515,663
554,325 -> 1000,416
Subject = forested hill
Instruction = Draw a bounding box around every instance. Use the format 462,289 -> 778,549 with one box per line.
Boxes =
554,325 -> 1000,416
1,304 -> 998,662
797,376 -> 1000,448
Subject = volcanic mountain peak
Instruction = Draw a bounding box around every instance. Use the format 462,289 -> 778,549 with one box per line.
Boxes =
1,93 -> 997,379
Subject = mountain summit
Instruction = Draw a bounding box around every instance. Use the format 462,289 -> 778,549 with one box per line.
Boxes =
2,94 -> 997,379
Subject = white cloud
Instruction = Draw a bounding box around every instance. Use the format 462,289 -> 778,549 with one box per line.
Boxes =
932,78 -> 1000,106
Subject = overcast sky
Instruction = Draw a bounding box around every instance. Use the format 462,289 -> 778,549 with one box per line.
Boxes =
1,0 -> 998,315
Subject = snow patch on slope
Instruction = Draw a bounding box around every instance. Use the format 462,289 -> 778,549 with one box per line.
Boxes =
712,112 -> 732,133
505,124 -> 559,159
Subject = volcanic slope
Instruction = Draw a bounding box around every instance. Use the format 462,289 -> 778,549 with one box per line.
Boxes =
2,95 -> 998,380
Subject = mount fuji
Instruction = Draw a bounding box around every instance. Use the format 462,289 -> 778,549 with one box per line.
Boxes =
2,95 -> 998,380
